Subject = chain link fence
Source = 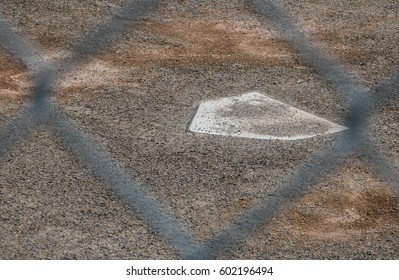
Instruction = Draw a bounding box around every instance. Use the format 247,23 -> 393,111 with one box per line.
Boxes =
0,0 -> 398,259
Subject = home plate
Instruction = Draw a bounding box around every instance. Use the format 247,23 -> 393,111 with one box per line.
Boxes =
189,92 -> 348,140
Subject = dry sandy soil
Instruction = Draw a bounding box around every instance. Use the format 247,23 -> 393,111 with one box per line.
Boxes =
0,0 -> 398,259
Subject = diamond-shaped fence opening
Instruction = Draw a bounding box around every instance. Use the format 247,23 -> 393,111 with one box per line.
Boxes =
0,0 -> 398,259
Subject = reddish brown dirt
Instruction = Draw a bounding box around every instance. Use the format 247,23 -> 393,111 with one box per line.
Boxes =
103,18 -> 295,67
0,51 -> 30,101
283,164 -> 398,241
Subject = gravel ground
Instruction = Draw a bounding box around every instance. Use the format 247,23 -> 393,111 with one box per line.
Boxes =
0,0 -> 398,259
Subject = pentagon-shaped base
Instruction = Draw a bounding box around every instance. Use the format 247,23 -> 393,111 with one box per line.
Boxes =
189,92 -> 347,140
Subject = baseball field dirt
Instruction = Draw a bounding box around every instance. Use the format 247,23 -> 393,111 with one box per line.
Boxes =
0,0 -> 398,259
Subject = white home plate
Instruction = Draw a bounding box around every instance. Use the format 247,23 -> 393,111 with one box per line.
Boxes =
189,92 -> 348,140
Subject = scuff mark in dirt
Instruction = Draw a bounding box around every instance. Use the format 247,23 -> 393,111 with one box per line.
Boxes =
279,162 -> 399,241
104,17 -> 296,67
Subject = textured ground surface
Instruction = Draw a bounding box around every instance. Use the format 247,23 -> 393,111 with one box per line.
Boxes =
0,0 -> 398,259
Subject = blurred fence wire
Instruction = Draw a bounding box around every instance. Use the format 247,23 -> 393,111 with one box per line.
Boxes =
0,0 -> 397,259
